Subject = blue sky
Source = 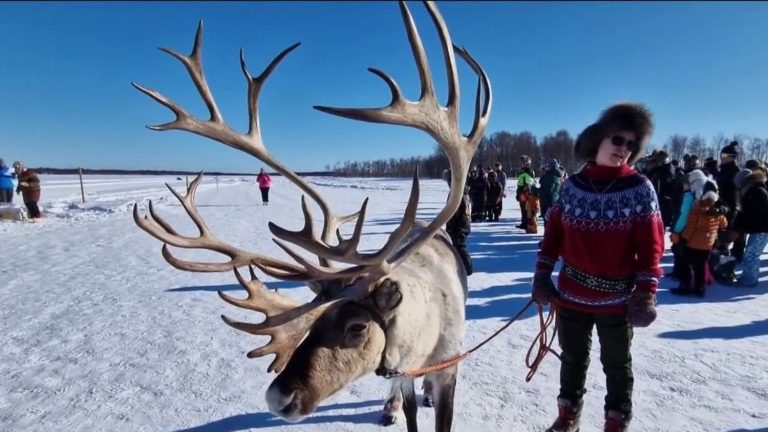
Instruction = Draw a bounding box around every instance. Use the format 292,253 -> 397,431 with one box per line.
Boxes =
1,1 -> 766,173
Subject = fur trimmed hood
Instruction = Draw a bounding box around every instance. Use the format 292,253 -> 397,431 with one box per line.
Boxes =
688,169 -> 718,201
740,169 -> 767,195
574,102 -> 654,165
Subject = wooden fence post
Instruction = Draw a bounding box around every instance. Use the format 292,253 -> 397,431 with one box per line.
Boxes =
78,168 -> 86,203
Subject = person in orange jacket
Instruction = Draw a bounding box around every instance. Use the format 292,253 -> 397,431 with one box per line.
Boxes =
670,181 -> 728,297
525,186 -> 540,234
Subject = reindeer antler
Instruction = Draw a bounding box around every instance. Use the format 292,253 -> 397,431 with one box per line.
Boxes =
132,20 -> 362,278
279,0 -> 492,285
134,1 -> 491,373
219,267 -> 343,373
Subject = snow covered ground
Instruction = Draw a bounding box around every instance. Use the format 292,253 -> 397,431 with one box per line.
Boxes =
1,174 -> 766,432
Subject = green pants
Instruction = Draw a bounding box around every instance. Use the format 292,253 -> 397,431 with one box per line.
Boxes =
557,307 -> 634,414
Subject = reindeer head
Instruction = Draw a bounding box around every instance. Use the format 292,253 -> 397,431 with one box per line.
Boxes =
133,0 -> 490,421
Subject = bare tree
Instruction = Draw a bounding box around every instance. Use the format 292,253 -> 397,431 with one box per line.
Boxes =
663,134 -> 688,162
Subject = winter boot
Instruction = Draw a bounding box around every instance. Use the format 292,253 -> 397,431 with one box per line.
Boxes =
713,259 -> 737,285
546,398 -> 583,432
604,410 -> 631,432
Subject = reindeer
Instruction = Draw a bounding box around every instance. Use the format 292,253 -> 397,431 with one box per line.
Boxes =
132,2 -> 491,431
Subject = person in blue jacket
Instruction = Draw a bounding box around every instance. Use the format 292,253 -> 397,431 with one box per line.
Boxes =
0,158 -> 17,203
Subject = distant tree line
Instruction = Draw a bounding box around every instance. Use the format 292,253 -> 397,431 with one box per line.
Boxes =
328,130 -> 768,178
659,133 -> 768,164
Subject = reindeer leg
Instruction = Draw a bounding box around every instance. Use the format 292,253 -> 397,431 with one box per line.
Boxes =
422,377 -> 434,407
433,368 -> 458,432
380,382 -> 402,426
401,378 -> 419,432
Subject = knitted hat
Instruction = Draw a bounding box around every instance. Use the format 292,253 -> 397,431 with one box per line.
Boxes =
721,141 -> 739,158
574,102 -> 654,165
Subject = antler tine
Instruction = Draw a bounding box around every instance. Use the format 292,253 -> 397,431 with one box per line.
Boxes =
312,1 -> 491,289
133,22 -> 346,263
219,266 -> 343,373
453,44 -> 492,143
268,197 -> 371,265
268,170 -> 419,273
133,172 -> 307,274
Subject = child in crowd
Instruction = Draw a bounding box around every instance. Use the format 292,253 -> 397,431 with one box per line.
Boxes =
671,179 -> 727,297
525,186 -> 540,234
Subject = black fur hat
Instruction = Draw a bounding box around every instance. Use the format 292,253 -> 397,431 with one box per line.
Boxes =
574,102 -> 654,165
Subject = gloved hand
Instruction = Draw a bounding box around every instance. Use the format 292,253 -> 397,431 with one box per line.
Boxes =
532,272 -> 557,306
627,290 -> 657,327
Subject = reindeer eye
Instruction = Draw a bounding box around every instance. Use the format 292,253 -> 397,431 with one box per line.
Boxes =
347,323 -> 367,334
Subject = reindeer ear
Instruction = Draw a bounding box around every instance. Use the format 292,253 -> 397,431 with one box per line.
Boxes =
373,278 -> 403,313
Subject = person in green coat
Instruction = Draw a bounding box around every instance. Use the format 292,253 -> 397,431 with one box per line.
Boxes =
539,158 -> 563,222
516,155 -> 536,229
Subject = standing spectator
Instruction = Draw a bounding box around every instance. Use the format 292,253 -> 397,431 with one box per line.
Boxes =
469,165 -> 489,222
671,181 -> 727,297
539,158 -> 563,222
443,169 -> 473,275
712,142 -> 743,282
494,162 -> 508,217
12,161 -> 41,219
0,158 -> 15,203
256,168 -> 272,205
532,102 -> 663,432
516,156 -> 535,229
647,150 -> 676,227
486,170 -> 503,222
732,169 -> 768,287
667,170 -> 705,280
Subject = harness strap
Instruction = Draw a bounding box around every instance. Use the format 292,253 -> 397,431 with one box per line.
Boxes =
524,301 -> 561,382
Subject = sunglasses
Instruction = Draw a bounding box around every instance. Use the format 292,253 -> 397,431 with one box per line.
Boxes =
610,135 -> 637,151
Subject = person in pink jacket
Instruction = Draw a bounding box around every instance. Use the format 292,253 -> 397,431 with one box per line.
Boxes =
256,168 -> 272,205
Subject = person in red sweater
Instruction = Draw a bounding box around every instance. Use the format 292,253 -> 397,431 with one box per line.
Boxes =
532,103 -> 664,432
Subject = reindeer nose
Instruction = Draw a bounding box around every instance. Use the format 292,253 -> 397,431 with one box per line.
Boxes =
266,384 -> 306,422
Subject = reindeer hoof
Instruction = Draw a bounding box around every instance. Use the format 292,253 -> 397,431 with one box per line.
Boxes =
422,395 -> 434,408
379,414 -> 397,426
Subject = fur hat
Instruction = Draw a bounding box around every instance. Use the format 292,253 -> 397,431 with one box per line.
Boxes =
574,102 -> 654,165
733,168 -> 752,190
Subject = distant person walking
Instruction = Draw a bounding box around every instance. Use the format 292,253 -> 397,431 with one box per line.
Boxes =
256,168 -> 272,205
0,158 -> 15,203
13,161 -> 41,219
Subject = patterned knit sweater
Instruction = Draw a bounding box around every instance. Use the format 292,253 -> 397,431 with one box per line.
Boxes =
536,163 -> 664,314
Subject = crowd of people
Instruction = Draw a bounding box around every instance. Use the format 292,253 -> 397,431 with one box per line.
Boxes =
638,143 -> 768,292
0,158 -> 42,220
440,102 -> 766,432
